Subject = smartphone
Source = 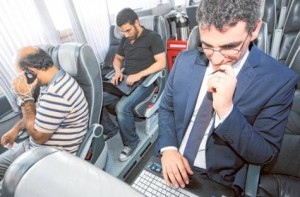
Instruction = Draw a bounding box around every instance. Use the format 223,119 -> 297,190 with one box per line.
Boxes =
24,69 -> 37,84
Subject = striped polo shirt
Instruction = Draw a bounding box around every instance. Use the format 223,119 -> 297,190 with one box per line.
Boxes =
31,69 -> 89,154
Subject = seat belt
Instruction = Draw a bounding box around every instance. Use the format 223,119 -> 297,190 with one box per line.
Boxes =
244,164 -> 261,197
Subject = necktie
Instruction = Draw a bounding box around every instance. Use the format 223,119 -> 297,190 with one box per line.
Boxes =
183,92 -> 214,166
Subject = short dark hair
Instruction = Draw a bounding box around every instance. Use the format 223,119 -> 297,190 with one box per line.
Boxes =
116,8 -> 138,27
196,0 -> 261,34
18,48 -> 54,71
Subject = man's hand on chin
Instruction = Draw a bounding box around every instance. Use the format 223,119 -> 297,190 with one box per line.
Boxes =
161,150 -> 194,188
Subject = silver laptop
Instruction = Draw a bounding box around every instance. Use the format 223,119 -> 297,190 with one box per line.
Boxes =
131,156 -> 199,197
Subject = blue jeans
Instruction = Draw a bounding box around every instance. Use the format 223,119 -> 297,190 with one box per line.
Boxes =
102,84 -> 154,148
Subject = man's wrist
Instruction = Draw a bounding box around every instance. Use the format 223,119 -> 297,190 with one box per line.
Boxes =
17,97 -> 34,107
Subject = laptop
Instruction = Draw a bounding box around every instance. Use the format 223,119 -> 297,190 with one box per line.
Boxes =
131,156 -> 233,197
103,75 -> 140,96
131,156 -> 199,197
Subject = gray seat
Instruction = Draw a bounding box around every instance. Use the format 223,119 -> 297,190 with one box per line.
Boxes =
101,25 -> 123,77
133,15 -> 168,118
2,147 -> 143,197
262,0 -> 277,54
270,0 -> 300,62
186,5 -> 199,31
51,43 -> 107,169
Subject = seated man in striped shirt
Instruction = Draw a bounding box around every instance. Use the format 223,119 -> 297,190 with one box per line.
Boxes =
0,46 -> 89,180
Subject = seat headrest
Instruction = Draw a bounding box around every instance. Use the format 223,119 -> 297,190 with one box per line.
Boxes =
139,15 -> 156,31
57,43 -> 82,76
151,3 -> 172,16
187,26 -> 201,50
113,25 -> 124,40
53,42 -> 102,127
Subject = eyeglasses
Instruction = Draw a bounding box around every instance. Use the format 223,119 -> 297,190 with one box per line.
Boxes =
198,34 -> 249,56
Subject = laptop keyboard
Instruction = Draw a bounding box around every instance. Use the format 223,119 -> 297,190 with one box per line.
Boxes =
132,170 -> 198,197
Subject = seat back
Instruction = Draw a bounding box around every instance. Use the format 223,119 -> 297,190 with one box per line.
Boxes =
271,0 -> 300,62
139,15 -> 168,48
52,43 -> 107,168
186,5 -> 199,31
132,15 -> 168,118
262,0 -> 277,54
187,25 -> 201,50
2,147 -> 143,197
101,25 -> 123,77
52,43 -> 102,127
254,22 -> 269,54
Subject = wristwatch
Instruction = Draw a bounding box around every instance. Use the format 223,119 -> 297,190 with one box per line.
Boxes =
17,97 -> 34,107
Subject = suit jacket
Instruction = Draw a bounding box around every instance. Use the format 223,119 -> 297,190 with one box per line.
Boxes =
158,44 -> 298,190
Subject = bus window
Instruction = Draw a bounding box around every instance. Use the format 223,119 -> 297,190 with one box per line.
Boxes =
107,0 -> 161,24
44,0 -> 74,43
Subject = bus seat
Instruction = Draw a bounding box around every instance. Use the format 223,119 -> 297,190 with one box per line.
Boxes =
51,43 -> 107,169
2,147 -> 143,197
139,15 -> 168,47
132,15 -> 168,119
255,22 -> 269,54
36,44 -> 55,57
101,25 -> 123,77
257,90 -> 300,196
187,25 -> 200,50
186,5 -> 198,31
262,0 -> 277,54
270,0 -> 300,62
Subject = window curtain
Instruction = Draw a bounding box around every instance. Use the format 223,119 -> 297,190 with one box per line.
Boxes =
68,0 -> 110,63
0,0 -> 60,112
63,0 -> 88,44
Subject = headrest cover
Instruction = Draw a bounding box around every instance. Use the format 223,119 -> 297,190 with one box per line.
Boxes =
113,25 -> 124,40
57,43 -> 80,76
139,15 -> 155,31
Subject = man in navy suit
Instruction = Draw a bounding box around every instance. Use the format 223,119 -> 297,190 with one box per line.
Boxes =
158,0 -> 298,195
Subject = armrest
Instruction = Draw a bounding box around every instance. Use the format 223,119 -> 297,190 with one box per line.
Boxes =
244,164 -> 261,197
142,69 -> 167,87
76,124 -> 106,167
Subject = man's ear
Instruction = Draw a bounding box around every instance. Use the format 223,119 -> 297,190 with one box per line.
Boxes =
250,19 -> 262,41
134,19 -> 140,26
